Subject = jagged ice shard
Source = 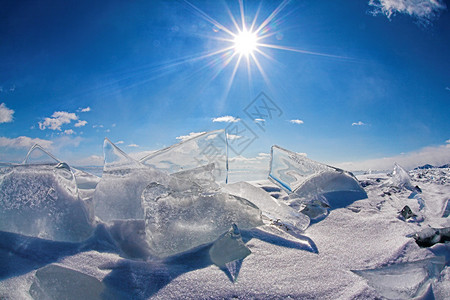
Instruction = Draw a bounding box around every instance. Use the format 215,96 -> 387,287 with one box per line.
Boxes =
390,162 -> 414,190
140,130 -> 228,183
0,145 -> 93,242
268,145 -> 367,209
141,181 -> 263,258
93,138 -> 170,222
352,256 -> 446,299
209,224 -> 251,267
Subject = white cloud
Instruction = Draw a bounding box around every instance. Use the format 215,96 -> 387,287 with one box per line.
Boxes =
80,107 -> 91,112
74,120 -> 87,127
176,132 -> 206,142
352,121 -> 366,126
92,124 -> 104,128
254,118 -> 265,123
112,123 -> 116,127
39,111 -> 78,131
212,116 -> 240,123
127,144 -> 139,148
0,103 -> 14,123
63,129 -> 75,135
0,136 -> 53,149
446,139 -> 450,144
368,0 -> 447,22
116,140 -> 124,145
227,134 -> 242,140
335,142 -> 450,171
290,119 -> 304,125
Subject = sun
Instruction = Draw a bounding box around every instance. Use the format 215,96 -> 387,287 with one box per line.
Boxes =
233,30 -> 258,56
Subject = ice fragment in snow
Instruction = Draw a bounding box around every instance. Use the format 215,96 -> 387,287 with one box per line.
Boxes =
269,145 -> 367,202
172,163 -> 220,190
140,130 -> 228,183
141,182 -> 263,258
93,138 -> 170,222
298,195 -> 330,222
413,227 -> 450,247
400,205 -> 416,220
222,181 -> 310,231
389,163 -> 413,190
352,256 -> 446,299
209,224 -> 251,267
0,147 -> 93,242
442,199 -> 450,218
29,265 -> 105,300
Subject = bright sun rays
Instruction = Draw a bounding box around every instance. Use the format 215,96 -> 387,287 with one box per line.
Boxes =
233,30 -> 258,56
180,0 -> 350,96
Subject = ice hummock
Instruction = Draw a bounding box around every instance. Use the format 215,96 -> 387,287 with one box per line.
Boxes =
209,224 -> 251,267
269,145 -> 367,208
0,145 -> 93,242
352,256 -> 446,299
141,181 -> 263,258
93,138 -> 171,222
222,181 -> 310,231
140,129 -> 228,183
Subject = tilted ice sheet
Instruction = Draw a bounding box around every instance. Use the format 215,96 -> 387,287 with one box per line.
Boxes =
352,256 -> 446,299
222,181 -> 310,231
269,145 -> 366,202
0,162 -> 93,242
141,181 -> 263,258
29,264 -> 106,299
140,130 -> 228,183
93,138 -> 171,222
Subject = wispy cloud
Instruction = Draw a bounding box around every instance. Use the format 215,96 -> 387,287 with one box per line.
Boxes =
254,118 -> 265,123
39,111 -> 78,131
0,136 -> 53,149
92,124 -> 104,128
74,120 -> 87,127
352,121 -> 366,126
290,119 -> 304,125
446,139 -> 450,144
116,140 -> 124,145
446,87 -> 450,91
127,144 -> 139,148
212,115 -> 240,123
368,0 -> 447,22
0,103 -> 14,123
336,141 -> 450,171
78,107 -> 91,112
176,131 -> 206,142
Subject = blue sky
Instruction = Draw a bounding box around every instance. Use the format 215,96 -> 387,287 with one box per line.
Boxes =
0,0 -> 449,169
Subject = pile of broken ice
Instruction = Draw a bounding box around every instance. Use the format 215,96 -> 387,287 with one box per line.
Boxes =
0,129 -> 368,264
4,129 -> 442,272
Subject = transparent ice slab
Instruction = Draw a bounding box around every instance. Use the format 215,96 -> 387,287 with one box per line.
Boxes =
222,181 -> 310,231
93,138 -> 171,222
209,224 -> 251,267
0,146 -> 93,242
269,145 -> 366,201
352,256 -> 446,299
140,130 -> 228,183
390,163 -> 413,190
141,181 -> 263,258
29,265 -> 105,300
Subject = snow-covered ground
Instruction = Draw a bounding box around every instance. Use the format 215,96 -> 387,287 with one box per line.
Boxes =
1,164 -> 449,299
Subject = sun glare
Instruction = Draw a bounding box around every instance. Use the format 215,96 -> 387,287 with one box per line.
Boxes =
234,30 -> 258,56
